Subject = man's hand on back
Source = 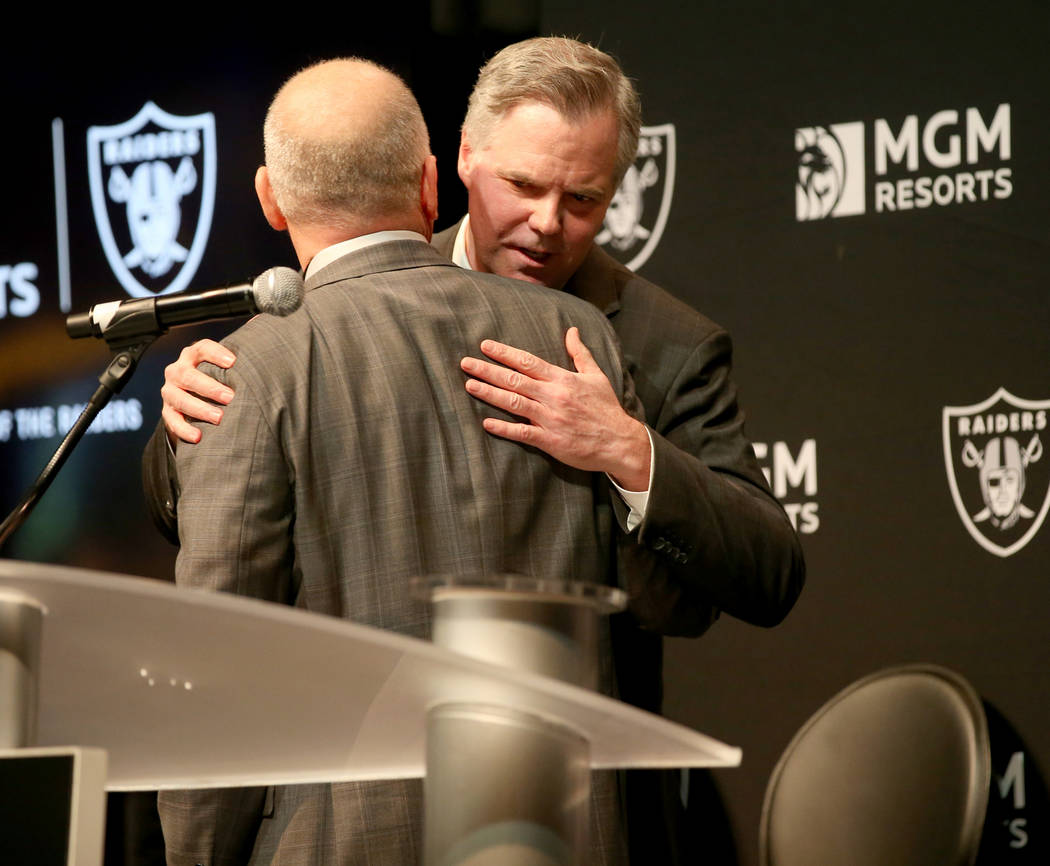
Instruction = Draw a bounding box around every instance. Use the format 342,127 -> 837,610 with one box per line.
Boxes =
460,327 -> 651,491
161,339 -> 237,445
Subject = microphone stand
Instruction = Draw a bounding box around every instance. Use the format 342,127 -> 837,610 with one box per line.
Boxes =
0,335 -> 157,549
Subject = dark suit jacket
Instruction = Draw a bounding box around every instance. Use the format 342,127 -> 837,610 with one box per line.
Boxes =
157,240 -> 637,865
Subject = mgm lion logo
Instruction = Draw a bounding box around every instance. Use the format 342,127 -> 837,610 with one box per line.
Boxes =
795,122 -> 865,220
943,388 -> 1050,557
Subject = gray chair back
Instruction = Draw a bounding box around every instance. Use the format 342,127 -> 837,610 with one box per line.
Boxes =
760,664 -> 990,866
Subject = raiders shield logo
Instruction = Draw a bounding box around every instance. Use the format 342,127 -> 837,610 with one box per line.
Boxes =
943,388 -> 1050,557
87,101 -> 216,298
596,123 -> 675,271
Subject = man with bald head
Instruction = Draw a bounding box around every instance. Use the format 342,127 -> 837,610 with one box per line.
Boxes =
158,57 -> 640,865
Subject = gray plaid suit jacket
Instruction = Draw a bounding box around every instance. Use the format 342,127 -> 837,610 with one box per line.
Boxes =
158,239 -> 639,865
432,224 -> 805,865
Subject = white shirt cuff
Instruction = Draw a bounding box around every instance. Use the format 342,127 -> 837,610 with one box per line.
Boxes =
607,427 -> 655,533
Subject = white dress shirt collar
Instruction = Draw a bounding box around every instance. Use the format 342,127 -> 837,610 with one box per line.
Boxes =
450,216 -> 473,270
305,230 -> 429,281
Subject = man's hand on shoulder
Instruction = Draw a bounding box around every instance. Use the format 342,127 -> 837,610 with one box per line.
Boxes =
161,339 -> 237,445
460,327 -> 651,490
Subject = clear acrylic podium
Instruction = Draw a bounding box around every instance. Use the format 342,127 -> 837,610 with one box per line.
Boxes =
0,559 -> 740,864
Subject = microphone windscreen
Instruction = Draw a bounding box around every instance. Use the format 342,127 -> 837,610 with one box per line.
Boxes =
252,267 -> 305,317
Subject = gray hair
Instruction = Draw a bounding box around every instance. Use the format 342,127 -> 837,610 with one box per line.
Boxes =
264,58 -> 430,228
462,37 -> 641,183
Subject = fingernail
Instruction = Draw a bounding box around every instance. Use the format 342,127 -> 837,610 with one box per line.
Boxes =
219,389 -> 234,403
465,379 -> 480,393
209,409 -> 223,423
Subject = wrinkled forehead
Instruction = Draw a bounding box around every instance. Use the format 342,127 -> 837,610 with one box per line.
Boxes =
492,95 -> 614,131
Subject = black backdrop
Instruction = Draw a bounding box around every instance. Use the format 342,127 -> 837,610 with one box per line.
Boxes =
2,3 -> 1047,863
540,2 -> 1049,861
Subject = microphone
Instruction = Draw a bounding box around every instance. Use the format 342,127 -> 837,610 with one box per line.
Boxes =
66,267 -> 305,342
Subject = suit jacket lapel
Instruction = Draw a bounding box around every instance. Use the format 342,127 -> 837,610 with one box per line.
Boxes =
562,245 -> 623,318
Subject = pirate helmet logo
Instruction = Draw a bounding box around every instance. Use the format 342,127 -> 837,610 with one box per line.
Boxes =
963,435 -> 1043,530
943,388 -> 1050,556
596,123 -> 675,271
88,102 -> 216,298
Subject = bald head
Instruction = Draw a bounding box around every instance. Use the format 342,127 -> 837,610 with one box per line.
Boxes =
262,58 -> 432,232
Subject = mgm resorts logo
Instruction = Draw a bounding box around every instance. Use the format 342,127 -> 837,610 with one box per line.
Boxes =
943,388 -> 1050,557
596,124 -> 675,271
753,438 -> 819,534
88,102 -> 216,298
796,103 -> 1010,220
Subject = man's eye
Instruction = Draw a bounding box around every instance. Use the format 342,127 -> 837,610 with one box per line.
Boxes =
572,193 -> 593,204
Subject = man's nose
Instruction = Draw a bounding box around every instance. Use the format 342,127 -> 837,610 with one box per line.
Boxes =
528,195 -> 562,236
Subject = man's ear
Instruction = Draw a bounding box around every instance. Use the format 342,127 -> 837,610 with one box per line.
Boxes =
457,129 -> 474,188
421,154 -> 439,229
255,166 -> 287,231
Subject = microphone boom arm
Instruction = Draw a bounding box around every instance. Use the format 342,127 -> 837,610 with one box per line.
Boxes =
0,336 -> 155,549
6,267 -> 303,548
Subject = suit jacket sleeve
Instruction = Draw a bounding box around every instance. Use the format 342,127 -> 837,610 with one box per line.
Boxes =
142,418 -> 180,545
174,358 -> 296,603
159,355 -> 294,862
158,787 -> 269,866
564,246 -> 805,637
620,325 -> 804,636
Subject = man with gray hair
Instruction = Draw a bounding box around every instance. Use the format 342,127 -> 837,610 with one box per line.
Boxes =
444,42 -> 805,858
157,56 -> 642,865
147,37 -> 805,863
